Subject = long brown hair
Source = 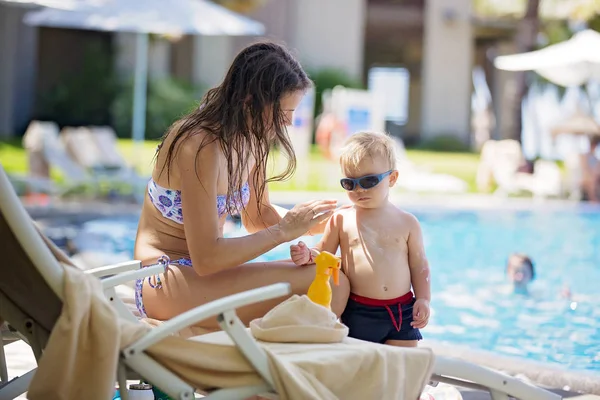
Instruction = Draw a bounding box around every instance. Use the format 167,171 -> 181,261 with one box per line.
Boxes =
158,41 -> 311,215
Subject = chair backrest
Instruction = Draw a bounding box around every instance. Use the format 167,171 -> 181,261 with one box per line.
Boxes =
61,127 -> 105,170
31,122 -> 89,181
89,126 -> 128,169
0,163 -> 64,333
489,140 -> 524,187
533,159 -> 563,195
22,120 -> 56,153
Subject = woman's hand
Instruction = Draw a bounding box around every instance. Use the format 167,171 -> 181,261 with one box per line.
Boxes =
278,199 -> 337,242
306,204 -> 352,235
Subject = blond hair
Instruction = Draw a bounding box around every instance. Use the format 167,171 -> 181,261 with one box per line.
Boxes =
338,131 -> 397,171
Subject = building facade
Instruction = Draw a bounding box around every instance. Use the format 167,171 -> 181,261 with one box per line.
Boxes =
0,0 -> 521,145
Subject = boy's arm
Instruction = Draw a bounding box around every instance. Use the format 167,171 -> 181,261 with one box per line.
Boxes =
308,212 -> 341,261
407,214 -> 431,302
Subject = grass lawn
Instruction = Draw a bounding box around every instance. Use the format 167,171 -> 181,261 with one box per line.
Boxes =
0,140 -> 28,174
267,148 -> 480,192
0,139 -> 480,193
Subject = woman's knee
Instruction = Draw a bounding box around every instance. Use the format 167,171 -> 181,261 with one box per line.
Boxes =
288,265 -> 349,317
331,272 -> 350,318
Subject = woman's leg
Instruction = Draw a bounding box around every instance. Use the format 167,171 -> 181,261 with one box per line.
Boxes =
141,261 -> 350,329
385,340 -> 418,348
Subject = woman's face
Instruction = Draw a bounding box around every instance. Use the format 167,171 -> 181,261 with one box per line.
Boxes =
259,90 -> 305,129
279,90 -> 305,127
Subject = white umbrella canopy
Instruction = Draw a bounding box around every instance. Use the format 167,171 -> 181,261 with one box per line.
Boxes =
0,0 -> 79,9
22,0 -> 265,154
494,29 -> 600,87
551,109 -> 600,137
22,0 -> 266,36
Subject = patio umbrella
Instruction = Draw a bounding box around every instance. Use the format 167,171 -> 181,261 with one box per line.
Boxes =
550,109 -> 600,137
22,0 -> 265,147
494,29 -> 600,87
0,0 -> 78,9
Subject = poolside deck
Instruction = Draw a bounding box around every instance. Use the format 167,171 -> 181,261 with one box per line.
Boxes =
21,189 -> 600,221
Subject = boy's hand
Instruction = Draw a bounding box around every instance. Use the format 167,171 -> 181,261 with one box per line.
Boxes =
290,241 -> 311,266
411,299 -> 430,329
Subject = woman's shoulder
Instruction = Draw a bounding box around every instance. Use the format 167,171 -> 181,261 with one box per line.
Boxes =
162,125 -> 220,162
154,123 -> 221,182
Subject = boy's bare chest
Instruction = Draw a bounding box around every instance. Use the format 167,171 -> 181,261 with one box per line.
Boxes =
342,214 -> 409,251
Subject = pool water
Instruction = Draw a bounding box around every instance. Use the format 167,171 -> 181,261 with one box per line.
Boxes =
75,207 -> 600,373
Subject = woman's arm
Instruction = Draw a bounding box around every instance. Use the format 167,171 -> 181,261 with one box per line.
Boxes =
241,164 -> 286,233
179,137 -> 287,276
241,164 -> 338,236
179,137 -> 335,276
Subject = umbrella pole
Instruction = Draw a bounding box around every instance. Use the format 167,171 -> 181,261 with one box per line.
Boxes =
131,32 -> 149,171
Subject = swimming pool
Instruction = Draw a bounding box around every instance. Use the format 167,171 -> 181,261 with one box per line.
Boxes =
73,207 -> 600,373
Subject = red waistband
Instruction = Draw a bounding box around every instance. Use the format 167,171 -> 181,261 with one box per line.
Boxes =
349,291 -> 414,306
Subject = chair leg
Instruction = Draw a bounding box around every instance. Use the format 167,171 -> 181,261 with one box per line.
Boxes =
0,320 -> 7,384
218,310 -> 274,388
0,335 -> 8,383
118,363 -> 129,400
0,369 -> 36,400
490,390 -> 510,400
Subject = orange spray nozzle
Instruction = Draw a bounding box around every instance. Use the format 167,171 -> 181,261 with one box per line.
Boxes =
314,251 -> 341,286
333,263 -> 340,286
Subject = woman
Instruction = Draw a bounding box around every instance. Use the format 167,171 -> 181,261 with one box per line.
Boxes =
134,42 -> 350,330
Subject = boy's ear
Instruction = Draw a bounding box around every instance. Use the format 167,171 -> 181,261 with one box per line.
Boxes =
389,170 -> 399,187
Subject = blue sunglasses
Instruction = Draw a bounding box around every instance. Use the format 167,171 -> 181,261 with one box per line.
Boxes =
340,170 -> 393,191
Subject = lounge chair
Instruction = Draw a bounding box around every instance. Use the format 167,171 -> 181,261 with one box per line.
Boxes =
13,121 -> 83,197
17,121 -> 146,202
563,151 -> 584,200
0,160 -> 435,400
59,126 -> 148,202
476,139 -> 563,198
60,127 -> 110,171
88,126 -> 142,174
17,120 -> 104,197
0,163 -> 562,400
392,138 -> 469,194
61,126 -> 146,180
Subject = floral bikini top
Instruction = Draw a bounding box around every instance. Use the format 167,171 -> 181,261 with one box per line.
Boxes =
147,178 -> 250,224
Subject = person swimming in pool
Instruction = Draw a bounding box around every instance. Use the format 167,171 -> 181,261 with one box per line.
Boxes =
506,253 -> 574,300
506,253 -> 535,294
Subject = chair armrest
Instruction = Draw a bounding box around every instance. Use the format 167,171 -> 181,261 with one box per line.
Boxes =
433,357 -> 562,400
124,282 -> 291,355
100,263 -> 165,289
85,260 -> 142,278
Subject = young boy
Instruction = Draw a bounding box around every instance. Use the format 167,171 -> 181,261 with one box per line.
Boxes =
290,132 -> 431,347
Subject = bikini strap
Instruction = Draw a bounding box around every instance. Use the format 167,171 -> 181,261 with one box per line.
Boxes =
147,255 -> 171,289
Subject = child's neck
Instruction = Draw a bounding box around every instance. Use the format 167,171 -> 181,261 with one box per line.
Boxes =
354,199 -> 391,212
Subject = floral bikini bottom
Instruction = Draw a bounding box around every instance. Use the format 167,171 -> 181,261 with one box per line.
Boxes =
134,255 -> 193,318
